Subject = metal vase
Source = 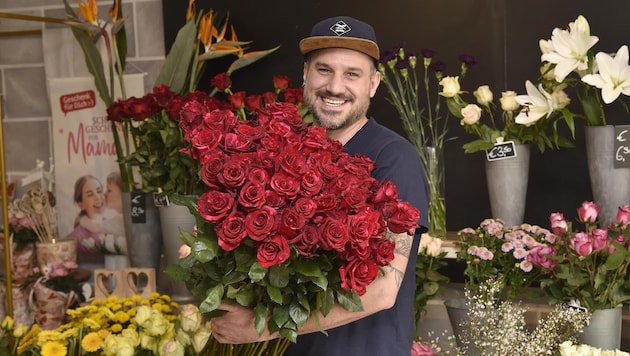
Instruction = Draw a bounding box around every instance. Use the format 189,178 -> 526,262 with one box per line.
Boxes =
579,307 -> 622,350
484,144 -> 530,226
585,126 -> 630,226
159,201 -> 197,304
122,192 -> 163,273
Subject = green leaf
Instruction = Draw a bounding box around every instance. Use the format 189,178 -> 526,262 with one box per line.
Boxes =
604,247 -> 626,270
320,289 -> 334,316
337,290 -> 363,312
272,305 -> 290,327
227,46 -> 280,74
164,263 -> 189,282
289,302 -> 309,327
295,260 -> 325,277
249,262 -> 267,281
254,304 -> 269,335
154,18 -> 198,94
267,285 -> 283,304
269,265 -> 290,288
234,284 -> 255,306
199,284 -> 224,313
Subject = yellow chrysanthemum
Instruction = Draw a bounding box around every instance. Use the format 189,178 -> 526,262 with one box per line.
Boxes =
115,311 -> 131,324
41,340 -> 67,356
81,332 -> 102,352
110,323 -> 123,333
131,295 -> 142,303
1,316 -> 14,330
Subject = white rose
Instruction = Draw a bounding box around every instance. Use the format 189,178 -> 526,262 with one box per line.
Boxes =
460,104 -> 482,125
439,76 -> 461,98
499,91 -> 520,112
473,85 -> 493,106
179,304 -> 202,332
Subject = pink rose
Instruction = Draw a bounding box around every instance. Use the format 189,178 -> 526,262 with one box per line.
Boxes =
549,212 -> 568,234
577,201 -> 599,224
526,245 -> 557,269
616,205 -> 630,225
569,232 -> 594,256
591,228 -> 608,250
179,244 -> 191,258
411,341 -> 436,356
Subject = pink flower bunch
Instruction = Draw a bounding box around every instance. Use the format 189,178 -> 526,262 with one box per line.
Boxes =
411,340 -> 436,356
456,219 -> 554,300
178,101 -> 419,296
529,201 -> 630,310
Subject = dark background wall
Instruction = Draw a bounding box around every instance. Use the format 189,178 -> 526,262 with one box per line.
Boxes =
162,0 -> 630,231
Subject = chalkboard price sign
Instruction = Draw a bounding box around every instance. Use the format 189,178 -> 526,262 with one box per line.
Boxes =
486,141 -> 517,162
614,125 -> 630,168
129,191 -> 147,224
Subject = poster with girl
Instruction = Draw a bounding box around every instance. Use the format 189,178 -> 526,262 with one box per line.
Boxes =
48,75 -> 145,258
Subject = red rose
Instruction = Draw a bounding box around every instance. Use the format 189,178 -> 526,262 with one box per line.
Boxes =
370,238 -> 395,266
200,151 -> 226,188
203,109 -> 237,132
224,132 -> 254,153
179,100 -> 208,132
383,201 -> 420,234
300,168 -> 324,196
347,209 -> 381,247
165,95 -> 187,122
247,167 -> 269,185
314,193 -> 339,213
229,91 -> 246,110
125,96 -> 159,121
278,150 -> 307,178
216,212 -> 247,251
244,206 -> 276,241
374,180 -> 400,206
310,151 -> 343,180
270,172 -> 301,199
301,126 -> 332,154
256,233 -> 290,268
339,258 -> 379,296
278,208 -> 306,240
294,197 -> 317,219
233,121 -> 265,141
151,84 -> 176,107
244,94 -> 263,112
264,190 -> 286,208
342,188 -> 370,210
262,91 -> 277,105
282,87 -> 303,104
272,75 -> 291,91
287,224 -> 319,257
106,100 -> 126,122
191,128 -> 223,152
211,72 -> 232,91
220,159 -> 248,188
198,190 -> 235,222
319,217 -> 349,252
238,181 -> 266,209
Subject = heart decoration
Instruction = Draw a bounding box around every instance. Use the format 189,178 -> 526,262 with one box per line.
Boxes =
126,271 -> 149,295
96,273 -> 118,297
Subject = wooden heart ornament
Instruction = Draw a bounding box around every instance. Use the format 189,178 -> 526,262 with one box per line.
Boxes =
94,269 -> 125,299
123,268 -> 156,299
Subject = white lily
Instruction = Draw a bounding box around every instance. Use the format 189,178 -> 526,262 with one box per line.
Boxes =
540,15 -> 599,82
581,45 -> 630,104
514,80 -> 554,126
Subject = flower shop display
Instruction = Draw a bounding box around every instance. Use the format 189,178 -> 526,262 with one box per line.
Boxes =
165,101 -> 419,353
0,293 -> 212,355
528,201 -> 630,350
441,63 -> 575,225
536,15 -> 630,226
413,234 -> 449,338
379,44 -> 475,236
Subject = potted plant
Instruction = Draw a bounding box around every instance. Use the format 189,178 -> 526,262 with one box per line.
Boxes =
528,201 -> 630,350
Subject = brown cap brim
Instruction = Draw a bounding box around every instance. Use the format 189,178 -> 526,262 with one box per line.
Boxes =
299,36 -> 380,61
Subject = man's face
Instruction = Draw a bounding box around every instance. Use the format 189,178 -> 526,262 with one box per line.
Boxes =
303,48 -> 380,132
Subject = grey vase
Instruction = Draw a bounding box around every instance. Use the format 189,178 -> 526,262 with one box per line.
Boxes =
122,192 -> 163,273
484,144 -> 530,226
585,126 -> 630,226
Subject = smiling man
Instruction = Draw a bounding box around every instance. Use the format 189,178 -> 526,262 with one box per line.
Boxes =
210,16 -> 429,355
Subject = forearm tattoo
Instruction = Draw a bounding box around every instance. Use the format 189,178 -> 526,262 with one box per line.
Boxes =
385,232 -> 413,288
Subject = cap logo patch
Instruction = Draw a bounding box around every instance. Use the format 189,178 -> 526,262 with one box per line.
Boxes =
329,21 -> 351,36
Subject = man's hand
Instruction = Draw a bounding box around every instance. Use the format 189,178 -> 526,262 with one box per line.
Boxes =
210,303 -> 275,344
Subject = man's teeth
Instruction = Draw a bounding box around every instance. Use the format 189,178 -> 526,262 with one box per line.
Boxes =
323,98 -> 345,105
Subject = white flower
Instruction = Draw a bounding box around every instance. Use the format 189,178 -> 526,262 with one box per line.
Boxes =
541,15 -> 599,82
515,80 -> 554,126
460,104 -> 482,125
473,85 -> 493,106
581,45 -> 630,104
499,91 -> 520,111
418,234 -> 442,257
439,76 -> 461,98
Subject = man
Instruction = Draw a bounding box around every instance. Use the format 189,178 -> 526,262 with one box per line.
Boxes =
211,15 -> 429,355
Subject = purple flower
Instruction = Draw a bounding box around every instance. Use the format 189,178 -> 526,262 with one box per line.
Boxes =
421,48 -> 436,58
458,54 -> 477,68
428,60 -> 446,73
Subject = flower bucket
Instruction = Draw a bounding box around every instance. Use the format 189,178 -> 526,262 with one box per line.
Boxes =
0,283 -> 33,327
29,279 -> 77,330
35,238 -> 77,269
579,306 -> 622,351
11,242 -> 36,283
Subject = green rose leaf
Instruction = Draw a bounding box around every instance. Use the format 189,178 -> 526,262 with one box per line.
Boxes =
249,262 -> 267,282
199,284 -> 224,313
272,305 -> 290,327
192,238 -> 218,263
269,265 -> 290,288
164,263 -> 189,282
289,302 -> 309,327
254,304 -> 269,335
336,290 -> 363,312
267,285 -> 283,304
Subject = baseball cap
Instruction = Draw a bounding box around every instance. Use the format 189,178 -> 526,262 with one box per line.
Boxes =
299,16 -> 380,61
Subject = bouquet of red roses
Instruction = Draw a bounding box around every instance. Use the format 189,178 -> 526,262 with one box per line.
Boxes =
166,100 -> 419,350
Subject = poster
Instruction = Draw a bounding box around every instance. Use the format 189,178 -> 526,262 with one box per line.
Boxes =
49,75 -> 144,257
